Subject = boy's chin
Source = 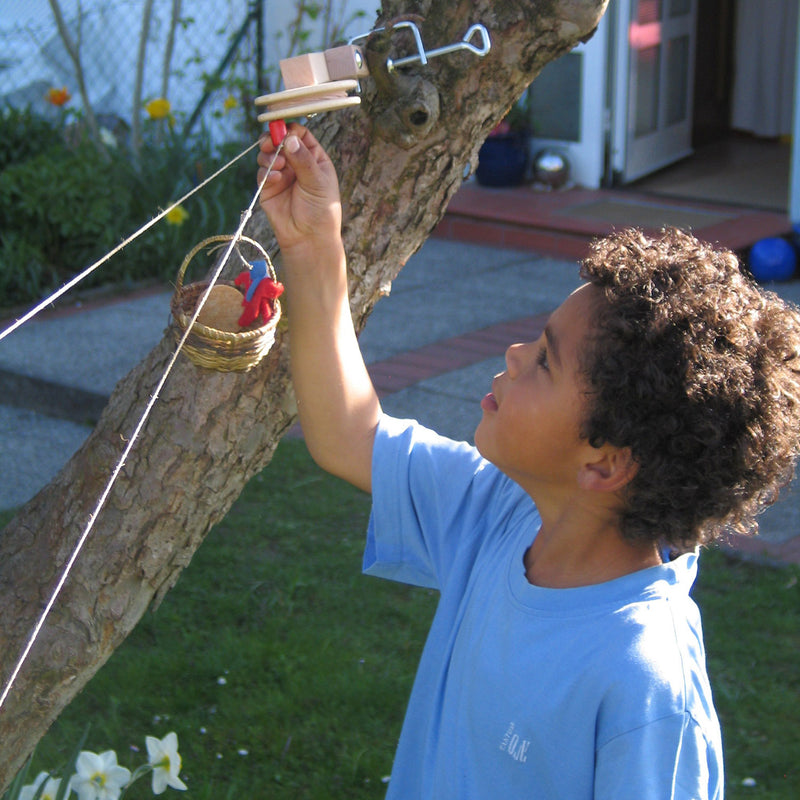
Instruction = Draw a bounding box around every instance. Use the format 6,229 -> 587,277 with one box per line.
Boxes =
473,421 -> 491,461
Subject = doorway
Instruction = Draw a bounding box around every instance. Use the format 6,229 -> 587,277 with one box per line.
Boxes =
631,0 -> 795,212
611,0 -> 698,183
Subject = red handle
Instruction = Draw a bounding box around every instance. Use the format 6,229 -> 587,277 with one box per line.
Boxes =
269,119 -> 287,147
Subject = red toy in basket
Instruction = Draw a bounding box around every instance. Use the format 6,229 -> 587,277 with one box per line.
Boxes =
234,260 -> 284,328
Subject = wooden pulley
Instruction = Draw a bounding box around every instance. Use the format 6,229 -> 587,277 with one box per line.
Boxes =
254,80 -> 361,123
254,24 -> 491,146
254,44 -> 369,144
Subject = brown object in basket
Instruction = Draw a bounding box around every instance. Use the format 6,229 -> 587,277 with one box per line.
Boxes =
170,235 -> 281,372
196,285 -> 245,332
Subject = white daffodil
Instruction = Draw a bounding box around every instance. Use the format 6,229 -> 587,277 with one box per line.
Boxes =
145,732 -> 187,794
99,127 -> 118,149
70,750 -> 131,800
19,772 -> 62,800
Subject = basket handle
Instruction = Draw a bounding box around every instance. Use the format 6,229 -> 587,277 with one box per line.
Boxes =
175,235 -> 276,292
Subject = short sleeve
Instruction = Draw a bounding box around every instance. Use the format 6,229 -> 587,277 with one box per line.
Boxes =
363,415 -> 512,590
594,713 -> 723,800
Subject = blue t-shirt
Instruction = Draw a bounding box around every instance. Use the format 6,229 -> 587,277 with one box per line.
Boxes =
364,415 -> 724,800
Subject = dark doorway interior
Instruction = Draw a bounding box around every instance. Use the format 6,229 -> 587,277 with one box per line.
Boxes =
632,0 -> 792,213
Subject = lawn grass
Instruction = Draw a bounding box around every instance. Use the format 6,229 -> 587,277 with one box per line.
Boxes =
3,439 -> 798,798
693,548 -> 799,799
11,440 -> 437,798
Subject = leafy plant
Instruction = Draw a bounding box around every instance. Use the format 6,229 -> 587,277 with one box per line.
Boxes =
0,109 -> 251,308
0,231 -> 56,308
0,140 -> 129,303
489,90 -> 533,138
0,107 -> 59,173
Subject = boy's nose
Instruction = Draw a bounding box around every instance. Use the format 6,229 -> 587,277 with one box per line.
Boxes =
505,342 -> 526,378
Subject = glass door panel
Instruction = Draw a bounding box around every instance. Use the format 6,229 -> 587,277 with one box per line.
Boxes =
613,0 -> 697,182
634,45 -> 661,136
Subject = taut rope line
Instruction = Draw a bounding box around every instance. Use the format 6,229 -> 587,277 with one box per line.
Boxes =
0,142 -> 284,713
0,139 -> 261,343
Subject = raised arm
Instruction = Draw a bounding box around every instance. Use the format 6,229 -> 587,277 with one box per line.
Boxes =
257,125 -> 380,492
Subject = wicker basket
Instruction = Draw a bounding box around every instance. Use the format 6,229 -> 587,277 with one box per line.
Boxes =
170,235 -> 281,372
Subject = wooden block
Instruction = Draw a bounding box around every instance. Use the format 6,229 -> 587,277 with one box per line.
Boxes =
324,45 -> 369,81
279,52 -> 330,89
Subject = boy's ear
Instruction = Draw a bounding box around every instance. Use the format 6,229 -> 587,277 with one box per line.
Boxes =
577,446 -> 638,493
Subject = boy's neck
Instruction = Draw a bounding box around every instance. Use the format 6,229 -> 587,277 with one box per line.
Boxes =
523,521 -> 662,589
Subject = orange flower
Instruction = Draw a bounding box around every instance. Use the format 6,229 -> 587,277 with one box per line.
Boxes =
46,86 -> 71,107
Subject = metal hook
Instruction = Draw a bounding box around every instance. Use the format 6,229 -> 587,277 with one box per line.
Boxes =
349,20 -> 427,61
350,22 -> 491,74
387,22 -> 491,72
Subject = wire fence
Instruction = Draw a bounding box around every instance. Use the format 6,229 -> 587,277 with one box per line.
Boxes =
2,0 -> 266,146
0,0 -> 373,148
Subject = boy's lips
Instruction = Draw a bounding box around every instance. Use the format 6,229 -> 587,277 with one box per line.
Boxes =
481,375 -> 502,412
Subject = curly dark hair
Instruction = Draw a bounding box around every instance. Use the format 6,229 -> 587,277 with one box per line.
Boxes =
578,227 -> 800,550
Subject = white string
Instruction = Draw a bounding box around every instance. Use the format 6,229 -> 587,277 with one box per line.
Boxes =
0,141 -> 284,713
0,139 -> 261,343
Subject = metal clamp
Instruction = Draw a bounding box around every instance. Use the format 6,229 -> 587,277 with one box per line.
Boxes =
350,21 -> 491,73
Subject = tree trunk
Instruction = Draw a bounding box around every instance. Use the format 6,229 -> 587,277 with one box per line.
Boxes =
0,0 -> 607,786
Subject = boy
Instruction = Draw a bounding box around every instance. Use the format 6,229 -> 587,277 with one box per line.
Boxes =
256,126 -> 800,799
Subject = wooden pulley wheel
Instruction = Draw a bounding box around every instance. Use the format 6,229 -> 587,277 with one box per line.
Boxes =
254,80 -> 361,123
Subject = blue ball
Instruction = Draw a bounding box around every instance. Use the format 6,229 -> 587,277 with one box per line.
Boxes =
749,237 -> 797,282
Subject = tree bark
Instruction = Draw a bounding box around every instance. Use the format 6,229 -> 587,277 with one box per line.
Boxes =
0,0 -> 607,787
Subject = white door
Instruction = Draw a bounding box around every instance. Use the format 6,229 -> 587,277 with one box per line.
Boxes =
526,15 -> 609,189
611,0 -> 697,183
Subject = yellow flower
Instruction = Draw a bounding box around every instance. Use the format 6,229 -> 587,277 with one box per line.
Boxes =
223,95 -> 239,112
165,205 -> 189,226
46,86 -> 71,106
145,97 -> 172,120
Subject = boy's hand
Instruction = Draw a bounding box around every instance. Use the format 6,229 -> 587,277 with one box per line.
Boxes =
257,124 -> 342,257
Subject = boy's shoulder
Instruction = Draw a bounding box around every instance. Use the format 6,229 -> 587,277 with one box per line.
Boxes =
591,557 -> 716,736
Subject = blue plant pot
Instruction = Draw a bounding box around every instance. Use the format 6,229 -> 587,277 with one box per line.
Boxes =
476,135 -> 529,187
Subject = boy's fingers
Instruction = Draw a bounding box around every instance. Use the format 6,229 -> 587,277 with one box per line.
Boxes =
257,151 -> 287,173
256,122 -> 329,205
280,133 -> 321,186
280,125 -> 333,185
258,166 -> 291,205
257,167 -> 281,187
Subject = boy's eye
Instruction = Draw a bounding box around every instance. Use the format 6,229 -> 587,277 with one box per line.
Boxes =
536,345 -> 549,371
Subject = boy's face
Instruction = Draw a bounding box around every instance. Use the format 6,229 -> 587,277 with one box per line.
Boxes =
475,283 -> 600,496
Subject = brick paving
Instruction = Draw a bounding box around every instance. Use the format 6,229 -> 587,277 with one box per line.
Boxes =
437,184 -> 791,259
368,314 -> 548,396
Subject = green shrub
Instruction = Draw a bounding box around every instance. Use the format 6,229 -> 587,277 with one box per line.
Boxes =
111,130 -> 254,285
0,141 -> 130,300
0,106 -> 58,173
0,231 -> 56,307
0,109 -> 253,308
